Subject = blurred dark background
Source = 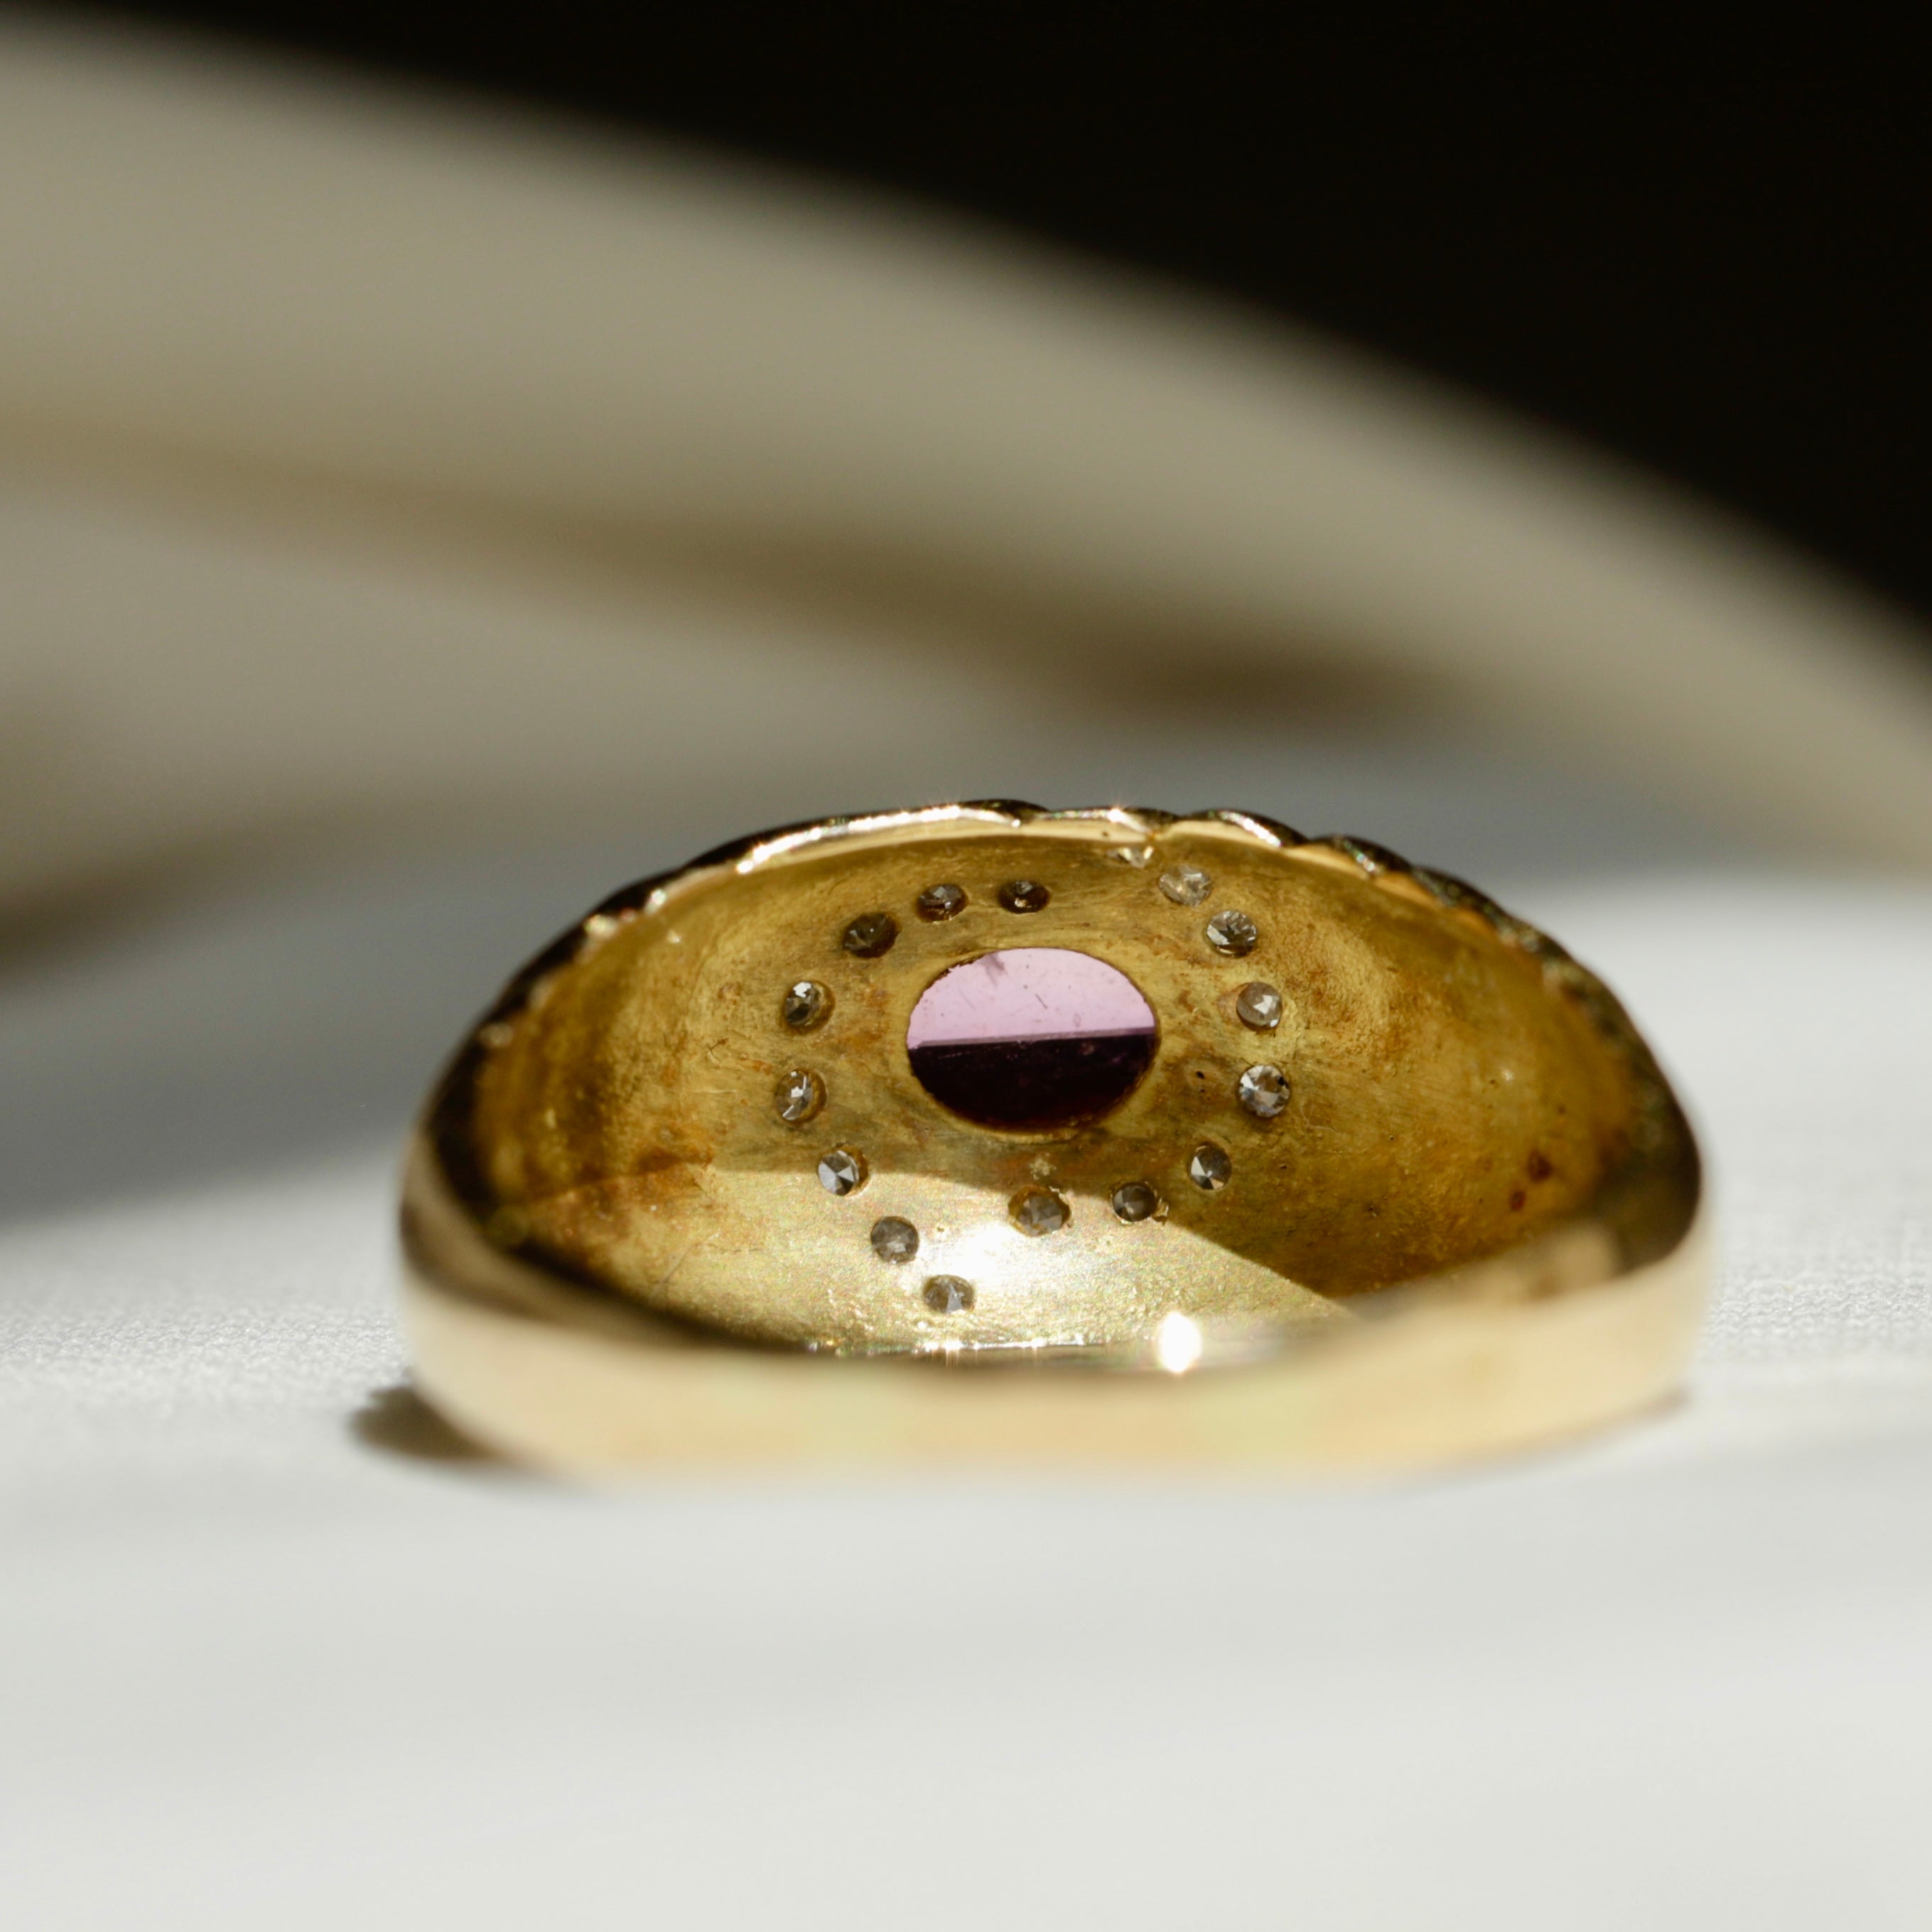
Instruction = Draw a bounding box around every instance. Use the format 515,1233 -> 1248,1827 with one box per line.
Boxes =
85,5 -> 1932,635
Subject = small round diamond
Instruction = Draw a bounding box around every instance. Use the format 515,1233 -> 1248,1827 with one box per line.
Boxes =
841,912 -> 898,958
1011,1187 -> 1070,1236
775,1069 -> 825,1123
1207,910 -> 1259,957
1111,1181 -> 1162,1224
923,1275 -> 975,1313
917,883 -> 967,922
998,879 -> 1052,913
781,980 -> 831,1031
817,1147 -> 868,1195
870,1216 -> 919,1263
1235,981 -> 1284,1030
1159,865 -> 1211,907
1238,1064 -> 1290,1118
1189,1143 -> 1232,1192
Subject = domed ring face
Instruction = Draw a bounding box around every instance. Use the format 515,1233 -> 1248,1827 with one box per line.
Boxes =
426,805 -> 1692,1359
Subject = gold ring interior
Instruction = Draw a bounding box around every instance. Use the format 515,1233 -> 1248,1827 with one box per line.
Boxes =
401,804 -> 1704,1468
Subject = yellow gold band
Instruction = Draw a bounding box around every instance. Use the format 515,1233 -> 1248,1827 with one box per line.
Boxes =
399,804 -> 1704,1470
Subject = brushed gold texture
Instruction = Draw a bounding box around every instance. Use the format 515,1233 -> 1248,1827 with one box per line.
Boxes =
401,804 -> 1704,1470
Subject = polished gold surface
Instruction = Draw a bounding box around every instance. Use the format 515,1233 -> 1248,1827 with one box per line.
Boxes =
400,804 -> 1705,1469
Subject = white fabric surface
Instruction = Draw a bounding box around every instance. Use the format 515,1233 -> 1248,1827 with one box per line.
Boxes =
5,838 -> 1931,1929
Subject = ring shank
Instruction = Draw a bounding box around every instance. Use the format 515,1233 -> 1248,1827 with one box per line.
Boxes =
401,1139 -> 1708,1469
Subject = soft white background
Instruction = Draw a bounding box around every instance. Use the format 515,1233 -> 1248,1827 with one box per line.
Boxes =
3,21 -> 1929,1928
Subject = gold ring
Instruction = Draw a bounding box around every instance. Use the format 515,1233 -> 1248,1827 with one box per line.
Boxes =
399,804 -> 1705,1470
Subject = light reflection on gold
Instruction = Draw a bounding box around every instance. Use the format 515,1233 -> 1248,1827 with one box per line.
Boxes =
1155,1312 -> 1204,1375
